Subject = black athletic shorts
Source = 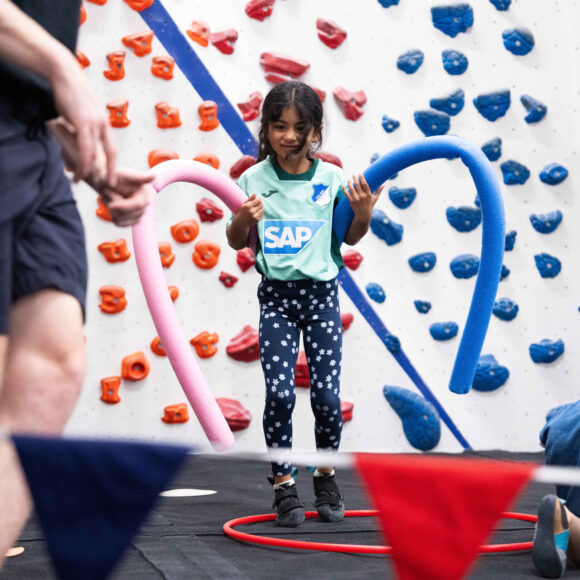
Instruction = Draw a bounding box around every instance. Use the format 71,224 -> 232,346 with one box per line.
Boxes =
0,116 -> 87,334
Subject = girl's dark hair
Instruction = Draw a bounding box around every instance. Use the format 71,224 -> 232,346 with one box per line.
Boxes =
256,81 -> 324,162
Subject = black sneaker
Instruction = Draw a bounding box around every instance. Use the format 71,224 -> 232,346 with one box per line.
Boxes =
313,473 -> 345,522
269,478 -> 305,528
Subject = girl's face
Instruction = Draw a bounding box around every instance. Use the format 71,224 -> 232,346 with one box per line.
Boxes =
267,105 -> 319,162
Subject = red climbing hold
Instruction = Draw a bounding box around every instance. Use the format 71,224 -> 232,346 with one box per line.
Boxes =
103,51 -> 125,81
245,0 -> 275,21
312,151 -> 342,167
148,149 -> 179,168
226,325 -> 260,362
295,351 -> 310,388
316,19 -> 347,49
162,403 -> 189,424
236,247 -> 256,272
219,271 -> 239,288
198,101 -> 219,131
216,397 -> 252,431
194,152 -> 220,169
210,29 -> 238,55
333,87 -> 367,121
260,52 -> 310,79
230,155 -> 256,179
156,101 -> 182,129
151,55 -> 174,80
98,239 -> 131,263
158,241 -> 176,268
192,241 -> 221,269
100,376 -> 121,404
106,99 -> 130,128
121,31 -> 154,57
170,219 -> 199,244
187,21 -> 210,47
308,84 -> 327,103
196,198 -> 224,222
99,285 -> 127,314
121,351 -> 150,381
341,312 -> 354,331
237,92 -> 263,122
341,400 -> 354,422
190,331 -> 219,358
342,248 -> 363,270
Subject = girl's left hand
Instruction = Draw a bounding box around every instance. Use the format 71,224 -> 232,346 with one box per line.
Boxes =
342,174 -> 383,220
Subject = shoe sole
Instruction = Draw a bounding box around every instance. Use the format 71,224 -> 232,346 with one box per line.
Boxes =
317,503 -> 345,523
275,508 -> 305,528
532,495 -> 566,578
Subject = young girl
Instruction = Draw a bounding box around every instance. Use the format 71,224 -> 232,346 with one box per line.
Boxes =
226,81 -> 381,527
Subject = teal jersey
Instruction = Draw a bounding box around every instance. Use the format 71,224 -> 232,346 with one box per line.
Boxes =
237,156 -> 346,281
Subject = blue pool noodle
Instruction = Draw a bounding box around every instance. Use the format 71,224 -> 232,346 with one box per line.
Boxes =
333,136 -> 505,394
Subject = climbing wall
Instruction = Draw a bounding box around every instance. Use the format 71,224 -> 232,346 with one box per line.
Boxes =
67,0 -> 580,454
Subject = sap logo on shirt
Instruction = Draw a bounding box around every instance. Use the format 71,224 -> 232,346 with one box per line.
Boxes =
263,220 -> 326,254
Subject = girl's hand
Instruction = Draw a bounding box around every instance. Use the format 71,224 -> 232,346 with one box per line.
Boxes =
342,174 -> 383,221
234,193 -> 264,227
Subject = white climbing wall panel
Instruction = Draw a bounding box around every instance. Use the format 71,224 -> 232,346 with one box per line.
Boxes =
66,0 -> 580,455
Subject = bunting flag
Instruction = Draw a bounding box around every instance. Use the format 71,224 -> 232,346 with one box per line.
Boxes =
12,435 -> 190,580
355,453 -> 536,580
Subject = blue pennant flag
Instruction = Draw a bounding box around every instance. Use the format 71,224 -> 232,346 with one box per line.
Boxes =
12,435 -> 190,580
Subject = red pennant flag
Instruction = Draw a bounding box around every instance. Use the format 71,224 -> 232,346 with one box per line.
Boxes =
355,453 -> 536,580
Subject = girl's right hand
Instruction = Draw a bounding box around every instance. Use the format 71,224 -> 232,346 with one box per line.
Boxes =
235,193 -> 264,227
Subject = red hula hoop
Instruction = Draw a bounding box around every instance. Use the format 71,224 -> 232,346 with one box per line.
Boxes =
223,510 -> 537,555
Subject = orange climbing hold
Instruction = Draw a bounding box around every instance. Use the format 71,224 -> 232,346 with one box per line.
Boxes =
99,285 -> 127,314
198,101 -> 219,131
155,101 -> 182,129
162,403 -> 189,424
196,198 -> 223,222
97,239 -> 131,263
237,92 -> 263,122
100,376 -> 121,404
79,4 -> 86,25
193,152 -> 220,169
219,271 -> 238,288
96,197 -> 112,221
158,241 -> 176,268
190,331 -> 219,358
170,219 -> 199,244
121,31 -> 154,57
151,55 -> 174,80
210,29 -> 238,55
192,241 -> 220,269
150,336 -> 166,356
168,285 -> 179,301
187,21 -> 210,47
237,247 -> 256,272
87,0 -> 107,4
106,99 -> 130,128
124,0 -> 153,11
103,51 -> 126,81
76,50 -> 91,69
148,149 -> 179,168
121,351 -> 150,381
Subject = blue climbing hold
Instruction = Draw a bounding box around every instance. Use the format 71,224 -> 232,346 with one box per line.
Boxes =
530,210 -> 562,234
520,95 -> 547,123
381,115 -> 400,133
366,282 -> 386,304
481,137 -> 502,161
489,0 -> 511,10
529,339 -> 565,364
500,264 -> 510,281
446,206 -> 482,232
369,152 -> 380,165
500,160 -> 530,185
382,385 -> 441,451
414,300 -> 432,314
414,110 -> 450,136
370,209 -> 403,245
378,0 -> 400,7
502,27 -> 535,56
397,49 -> 424,74
472,354 -> 509,392
430,321 -> 459,341
492,297 -> 519,321
441,49 -> 468,75
534,253 -> 561,278
430,89 -> 465,116
540,163 -> 568,185
505,230 -> 517,251
431,4 -> 474,38
388,186 -> 416,209
383,332 -> 401,353
450,254 -> 479,279
408,252 -> 437,273
473,90 -> 511,121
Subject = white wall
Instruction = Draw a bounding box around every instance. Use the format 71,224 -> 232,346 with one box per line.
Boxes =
67,0 -> 580,454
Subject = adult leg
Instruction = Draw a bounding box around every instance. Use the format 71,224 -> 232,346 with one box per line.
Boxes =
0,289 -> 86,566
